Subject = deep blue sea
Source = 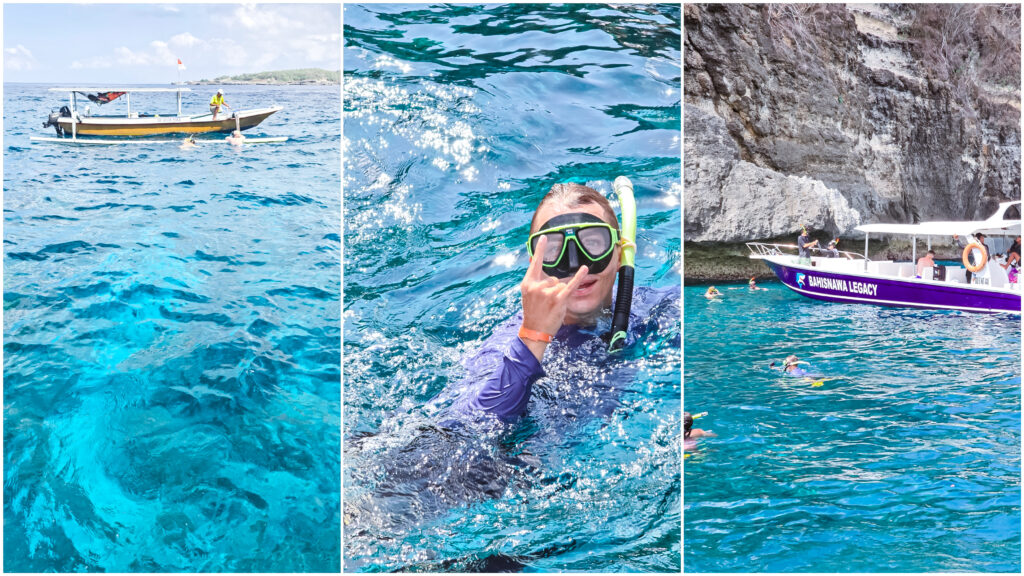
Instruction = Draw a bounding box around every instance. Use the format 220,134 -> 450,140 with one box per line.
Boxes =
684,283 -> 1021,572
3,84 -> 340,571
343,4 -> 681,572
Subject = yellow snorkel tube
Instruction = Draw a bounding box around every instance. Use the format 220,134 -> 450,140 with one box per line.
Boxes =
608,176 -> 637,352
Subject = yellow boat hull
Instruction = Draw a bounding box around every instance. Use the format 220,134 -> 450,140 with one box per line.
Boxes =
57,107 -> 281,137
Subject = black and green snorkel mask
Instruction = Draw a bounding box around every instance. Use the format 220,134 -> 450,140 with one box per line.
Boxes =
524,177 -> 638,352
526,212 -> 620,279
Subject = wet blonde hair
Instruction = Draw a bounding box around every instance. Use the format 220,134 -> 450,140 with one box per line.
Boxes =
531,183 -> 618,233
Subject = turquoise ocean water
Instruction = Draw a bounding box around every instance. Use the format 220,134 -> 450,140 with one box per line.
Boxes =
344,4 -> 681,571
684,283 -> 1021,571
4,84 -> 340,571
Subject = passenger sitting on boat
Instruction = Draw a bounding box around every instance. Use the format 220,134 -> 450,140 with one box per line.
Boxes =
1003,235 -> 1021,269
916,249 -> 935,277
797,228 -> 818,263
705,286 -> 722,298
225,130 -> 246,146
210,89 -> 230,121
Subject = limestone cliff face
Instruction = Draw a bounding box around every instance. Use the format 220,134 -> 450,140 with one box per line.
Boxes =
684,3 -> 1021,243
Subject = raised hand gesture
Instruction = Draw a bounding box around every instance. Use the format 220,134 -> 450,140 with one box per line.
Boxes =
519,235 -> 588,360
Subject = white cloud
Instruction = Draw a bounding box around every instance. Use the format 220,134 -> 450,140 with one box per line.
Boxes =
150,40 -> 177,64
48,6 -> 339,79
114,46 -> 155,66
233,4 -> 302,35
4,44 -> 37,71
206,38 -> 251,68
70,56 -> 113,70
170,32 -> 201,48
298,33 -> 342,64
97,38 -> 192,70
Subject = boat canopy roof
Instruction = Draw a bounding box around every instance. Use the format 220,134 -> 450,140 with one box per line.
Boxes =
49,87 -> 191,93
856,201 -> 1021,237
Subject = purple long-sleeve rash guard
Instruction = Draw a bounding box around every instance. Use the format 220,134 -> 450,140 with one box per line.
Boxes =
437,285 -> 677,422
438,311 -> 547,420
466,326 -> 542,417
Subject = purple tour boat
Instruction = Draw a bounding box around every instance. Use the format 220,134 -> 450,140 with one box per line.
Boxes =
749,201 -> 1022,314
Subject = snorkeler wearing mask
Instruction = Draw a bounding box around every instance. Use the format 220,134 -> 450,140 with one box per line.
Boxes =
348,181 -> 677,544
435,181 -> 676,421
782,355 -> 809,376
684,410 -> 715,453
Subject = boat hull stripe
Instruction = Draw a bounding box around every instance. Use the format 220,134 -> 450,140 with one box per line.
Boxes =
763,259 -> 1021,314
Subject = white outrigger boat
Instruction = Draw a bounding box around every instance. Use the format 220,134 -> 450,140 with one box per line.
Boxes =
748,201 -> 1022,314
33,86 -> 283,142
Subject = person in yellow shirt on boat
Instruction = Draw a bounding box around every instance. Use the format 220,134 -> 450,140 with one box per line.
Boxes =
210,89 -> 230,120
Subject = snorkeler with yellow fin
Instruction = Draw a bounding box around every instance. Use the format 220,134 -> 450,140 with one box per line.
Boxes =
769,355 -> 843,387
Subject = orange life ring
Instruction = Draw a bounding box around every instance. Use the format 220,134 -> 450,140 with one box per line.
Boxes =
962,242 -> 987,273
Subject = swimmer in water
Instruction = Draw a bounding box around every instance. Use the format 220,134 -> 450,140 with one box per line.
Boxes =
684,411 -> 714,439
180,135 -> 198,150
705,286 -> 722,298
347,180 -> 679,540
770,355 -> 811,377
748,277 -> 767,291
225,129 -> 246,146
770,355 -> 836,387
684,411 -> 715,451
433,181 -> 677,421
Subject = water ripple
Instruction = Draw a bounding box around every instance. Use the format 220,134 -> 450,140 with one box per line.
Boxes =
684,285 -> 1021,572
344,4 -> 680,572
5,84 -> 341,571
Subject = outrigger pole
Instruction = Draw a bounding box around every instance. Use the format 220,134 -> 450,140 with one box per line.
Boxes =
864,234 -> 869,271
176,60 -> 183,116
69,92 -> 77,140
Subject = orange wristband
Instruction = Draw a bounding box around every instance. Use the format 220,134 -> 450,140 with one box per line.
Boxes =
519,326 -> 553,343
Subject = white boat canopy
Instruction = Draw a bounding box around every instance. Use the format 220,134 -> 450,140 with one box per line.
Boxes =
49,87 -> 191,93
856,201 -> 1021,237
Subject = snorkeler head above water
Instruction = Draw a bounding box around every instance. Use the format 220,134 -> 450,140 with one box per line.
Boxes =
433,178 -> 675,422
683,411 -> 714,444
519,184 -> 622,358
780,355 -> 815,377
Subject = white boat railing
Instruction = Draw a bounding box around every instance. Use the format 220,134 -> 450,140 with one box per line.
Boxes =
746,242 -> 867,261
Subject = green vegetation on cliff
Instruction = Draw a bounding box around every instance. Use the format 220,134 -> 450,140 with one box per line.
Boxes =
194,68 -> 340,85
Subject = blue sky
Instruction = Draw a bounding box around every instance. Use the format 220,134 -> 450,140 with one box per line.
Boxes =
3,3 -> 340,84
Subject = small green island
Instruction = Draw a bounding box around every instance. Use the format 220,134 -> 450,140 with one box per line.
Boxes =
189,68 -> 339,86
